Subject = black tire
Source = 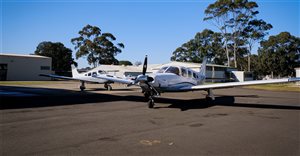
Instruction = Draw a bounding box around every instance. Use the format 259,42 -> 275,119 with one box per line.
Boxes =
80,86 -> 85,91
107,85 -> 112,91
206,96 -> 212,101
148,100 -> 154,108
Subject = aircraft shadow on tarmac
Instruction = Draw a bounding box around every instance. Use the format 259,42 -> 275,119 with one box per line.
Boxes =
1,86 -> 300,111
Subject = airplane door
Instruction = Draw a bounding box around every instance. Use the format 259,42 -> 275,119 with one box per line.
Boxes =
0,64 -> 7,81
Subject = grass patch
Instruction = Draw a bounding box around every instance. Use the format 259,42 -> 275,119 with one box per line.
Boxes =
245,82 -> 300,92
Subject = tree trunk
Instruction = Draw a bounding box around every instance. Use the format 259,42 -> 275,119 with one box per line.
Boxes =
233,44 -> 237,68
248,45 -> 252,72
248,53 -> 251,72
225,42 -> 230,67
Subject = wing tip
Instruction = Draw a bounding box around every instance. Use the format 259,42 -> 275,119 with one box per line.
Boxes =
288,77 -> 300,82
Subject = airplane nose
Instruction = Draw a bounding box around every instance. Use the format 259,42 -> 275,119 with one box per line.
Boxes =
147,76 -> 154,82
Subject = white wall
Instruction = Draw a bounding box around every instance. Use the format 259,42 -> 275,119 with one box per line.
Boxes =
295,68 -> 300,78
0,55 -> 52,80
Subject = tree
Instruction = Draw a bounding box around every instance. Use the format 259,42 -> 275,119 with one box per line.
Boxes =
71,24 -> 124,67
204,0 -> 260,68
242,19 -> 272,71
119,60 -> 133,66
204,0 -> 232,66
171,29 -> 226,64
257,32 -> 300,77
34,41 -> 77,72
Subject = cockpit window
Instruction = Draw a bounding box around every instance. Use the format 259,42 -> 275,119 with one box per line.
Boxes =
193,72 -> 197,78
157,66 -> 168,73
181,67 -> 187,77
188,70 -> 192,78
165,66 -> 180,75
98,70 -> 106,74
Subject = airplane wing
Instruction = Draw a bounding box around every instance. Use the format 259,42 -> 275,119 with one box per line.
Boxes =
181,78 -> 300,91
40,74 -> 105,83
39,74 -> 81,81
93,75 -> 134,85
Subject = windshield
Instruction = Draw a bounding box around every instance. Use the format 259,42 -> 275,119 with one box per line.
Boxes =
157,66 -> 168,73
165,66 -> 180,75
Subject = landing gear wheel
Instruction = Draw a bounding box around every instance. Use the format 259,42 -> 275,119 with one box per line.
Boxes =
206,96 -> 213,101
205,96 -> 214,104
80,85 -> 86,92
106,85 -> 112,91
148,99 -> 154,108
104,84 -> 112,91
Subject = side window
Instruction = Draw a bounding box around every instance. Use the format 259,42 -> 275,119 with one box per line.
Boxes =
88,73 -> 91,76
181,67 -> 187,77
193,72 -> 197,78
85,74 -> 87,76
92,72 -> 97,76
188,70 -> 192,78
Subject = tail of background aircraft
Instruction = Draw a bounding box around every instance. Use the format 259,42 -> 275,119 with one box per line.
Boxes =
199,57 -> 207,80
71,65 -> 80,78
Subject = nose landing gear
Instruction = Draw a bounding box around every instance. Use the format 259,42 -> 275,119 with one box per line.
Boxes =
143,84 -> 160,109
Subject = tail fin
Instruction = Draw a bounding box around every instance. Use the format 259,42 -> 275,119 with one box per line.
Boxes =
199,57 -> 207,80
71,65 -> 80,78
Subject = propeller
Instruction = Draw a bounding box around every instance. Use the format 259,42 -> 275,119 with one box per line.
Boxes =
133,55 -> 153,84
142,55 -> 147,75
134,55 -> 158,97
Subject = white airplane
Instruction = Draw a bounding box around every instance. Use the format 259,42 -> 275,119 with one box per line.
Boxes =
40,65 -> 119,91
92,55 -> 300,108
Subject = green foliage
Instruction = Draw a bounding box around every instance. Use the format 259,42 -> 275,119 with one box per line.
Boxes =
204,0 -> 261,68
118,60 -> 133,66
171,29 -> 226,64
34,41 -> 77,72
71,24 -> 124,67
257,32 -> 300,77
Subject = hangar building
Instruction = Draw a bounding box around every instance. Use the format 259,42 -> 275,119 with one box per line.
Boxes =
0,53 -> 52,81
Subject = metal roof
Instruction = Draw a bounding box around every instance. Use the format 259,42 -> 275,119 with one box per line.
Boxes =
0,53 -> 51,59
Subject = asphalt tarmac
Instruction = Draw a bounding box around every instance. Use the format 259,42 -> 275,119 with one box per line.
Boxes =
1,82 -> 299,155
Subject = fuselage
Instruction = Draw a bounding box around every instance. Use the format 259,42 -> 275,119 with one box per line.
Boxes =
149,65 -> 205,92
74,69 -> 110,83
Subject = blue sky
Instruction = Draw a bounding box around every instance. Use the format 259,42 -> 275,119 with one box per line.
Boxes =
1,0 -> 299,68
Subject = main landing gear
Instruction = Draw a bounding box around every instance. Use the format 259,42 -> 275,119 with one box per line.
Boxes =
80,81 -> 86,91
104,83 -> 112,91
206,89 -> 215,101
79,81 -> 112,91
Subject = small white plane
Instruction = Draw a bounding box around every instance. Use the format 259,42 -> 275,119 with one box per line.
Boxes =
40,65 -> 119,91
92,55 -> 300,108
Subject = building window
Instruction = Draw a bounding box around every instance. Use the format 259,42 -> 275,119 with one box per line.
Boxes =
40,66 -> 50,70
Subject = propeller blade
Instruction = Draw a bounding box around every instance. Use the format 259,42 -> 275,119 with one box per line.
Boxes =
142,55 -> 148,75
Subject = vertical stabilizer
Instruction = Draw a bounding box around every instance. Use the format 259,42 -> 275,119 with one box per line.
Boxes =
71,65 -> 80,78
199,57 -> 207,80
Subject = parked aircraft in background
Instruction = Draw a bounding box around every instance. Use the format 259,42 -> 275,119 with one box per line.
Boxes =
93,55 -> 300,108
40,65 -> 119,91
